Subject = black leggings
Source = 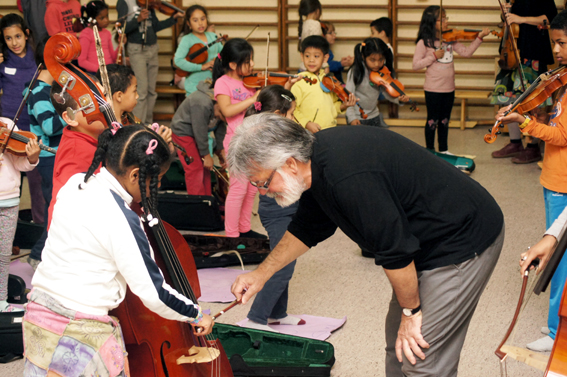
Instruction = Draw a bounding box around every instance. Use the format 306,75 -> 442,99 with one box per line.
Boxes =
424,91 -> 455,151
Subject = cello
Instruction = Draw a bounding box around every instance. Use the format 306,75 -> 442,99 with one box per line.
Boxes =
44,32 -> 235,377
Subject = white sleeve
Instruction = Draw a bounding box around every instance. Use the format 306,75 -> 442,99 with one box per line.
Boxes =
546,206 -> 567,239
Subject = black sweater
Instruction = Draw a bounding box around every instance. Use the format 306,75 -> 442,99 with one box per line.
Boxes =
287,127 -> 504,271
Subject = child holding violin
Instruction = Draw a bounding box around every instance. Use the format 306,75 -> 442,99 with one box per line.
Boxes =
496,9 -> 567,354
291,35 -> 356,133
116,0 -> 183,124
346,38 -> 410,128
413,6 -> 489,154
174,5 -> 222,96
239,85 -> 307,332
213,38 -> 262,239
78,1 -> 118,75
0,117 -> 40,313
25,38 -> 66,270
23,125 -> 213,376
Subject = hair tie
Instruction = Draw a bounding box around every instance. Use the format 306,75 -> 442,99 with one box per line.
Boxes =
110,121 -> 121,135
217,53 -> 222,60
361,42 -> 366,47
150,123 -> 160,132
254,101 -> 262,111
146,139 -> 158,155
281,94 -> 292,102
146,213 -> 159,227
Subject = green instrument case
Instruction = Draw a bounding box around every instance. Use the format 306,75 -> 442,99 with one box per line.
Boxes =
214,323 -> 335,376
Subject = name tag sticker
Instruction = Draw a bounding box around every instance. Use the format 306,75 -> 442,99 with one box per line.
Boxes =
4,67 -> 16,75
13,317 -> 23,324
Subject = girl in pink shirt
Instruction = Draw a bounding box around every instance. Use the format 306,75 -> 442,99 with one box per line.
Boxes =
412,6 -> 489,153
78,1 -> 117,74
213,38 -> 261,238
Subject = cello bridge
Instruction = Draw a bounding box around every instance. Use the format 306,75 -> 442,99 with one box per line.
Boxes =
176,345 -> 220,365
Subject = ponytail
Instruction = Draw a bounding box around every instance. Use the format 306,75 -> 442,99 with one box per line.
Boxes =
352,38 -> 390,87
212,38 -> 254,87
297,0 -> 322,51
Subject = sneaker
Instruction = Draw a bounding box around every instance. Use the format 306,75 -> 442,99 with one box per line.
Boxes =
526,335 -> 554,352
512,147 -> 542,164
542,326 -> 550,335
239,230 -> 268,239
438,150 -> 455,155
492,142 -> 524,158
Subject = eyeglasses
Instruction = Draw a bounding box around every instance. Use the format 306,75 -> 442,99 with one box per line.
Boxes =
250,169 -> 277,190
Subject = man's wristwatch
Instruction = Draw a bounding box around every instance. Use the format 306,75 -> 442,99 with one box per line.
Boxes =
519,114 -> 532,129
402,305 -> 421,317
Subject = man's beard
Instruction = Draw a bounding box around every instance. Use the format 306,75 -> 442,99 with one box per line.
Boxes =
266,169 -> 307,207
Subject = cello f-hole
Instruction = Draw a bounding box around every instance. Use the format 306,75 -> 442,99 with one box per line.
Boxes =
160,341 -> 172,377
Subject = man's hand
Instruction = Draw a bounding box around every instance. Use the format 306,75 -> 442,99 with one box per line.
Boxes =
395,312 -> 430,364
231,269 -> 269,304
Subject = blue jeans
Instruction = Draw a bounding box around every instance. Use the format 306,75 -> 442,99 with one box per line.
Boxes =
544,187 -> 567,339
248,196 -> 298,324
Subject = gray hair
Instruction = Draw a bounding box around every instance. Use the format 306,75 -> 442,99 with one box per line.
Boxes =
228,113 -> 315,178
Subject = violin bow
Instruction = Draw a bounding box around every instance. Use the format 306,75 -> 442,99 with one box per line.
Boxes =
211,299 -> 241,321
265,32 -> 270,87
0,63 -> 42,158
244,24 -> 260,40
497,0 -> 526,91
93,25 -> 114,109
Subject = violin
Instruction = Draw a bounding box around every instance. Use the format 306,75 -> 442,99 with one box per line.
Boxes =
497,0 -> 522,72
115,22 -> 127,66
369,67 -> 419,112
175,34 -> 228,78
136,0 -> 184,16
484,66 -> 567,143
243,71 -> 317,89
0,124 -> 57,156
442,29 -> 499,43
319,74 -> 367,119
44,32 -> 235,377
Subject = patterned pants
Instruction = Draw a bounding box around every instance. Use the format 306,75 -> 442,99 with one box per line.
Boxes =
0,205 -> 18,301
23,290 -> 130,377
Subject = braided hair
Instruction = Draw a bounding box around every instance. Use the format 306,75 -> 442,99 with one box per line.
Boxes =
84,125 -> 172,223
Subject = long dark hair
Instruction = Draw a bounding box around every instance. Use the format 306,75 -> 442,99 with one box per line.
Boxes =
80,1 -> 109,26
212,38 -> 253,86
416,6 -> 441,48
0,13 -> 33,57
182,4 -> 209,35
84,125 -> 172,222
298,0 -> 322,51
352,38 -> 393,86
245,85 -> 295,117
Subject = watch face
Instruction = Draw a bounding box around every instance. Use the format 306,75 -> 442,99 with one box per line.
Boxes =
403,308 -> 412,317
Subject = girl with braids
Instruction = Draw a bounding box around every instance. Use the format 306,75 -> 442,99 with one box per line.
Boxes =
78,0 -> 118,74
24,125 -> 213,376
413,6 -> 489,154
240,85 -> 307,332
345,38 -> 410,127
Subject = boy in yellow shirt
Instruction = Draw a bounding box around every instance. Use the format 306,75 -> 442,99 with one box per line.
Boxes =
291,35 -> 356,133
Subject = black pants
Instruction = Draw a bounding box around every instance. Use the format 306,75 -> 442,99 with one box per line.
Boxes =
424,91 -> 455,151
30,156 -> 55,261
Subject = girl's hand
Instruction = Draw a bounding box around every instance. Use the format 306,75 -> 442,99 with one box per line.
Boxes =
341,56 -> 354,67
173,12 -> 184,19
478,28 -> 490,39
137,9 -> 150,22
286,75 -> 303,89
201,60 -> 214,71
506,13 -> 524,25
26,139 -> 40,165
520,235 -> 557,275
399,95 -> 410,103
193,313 -> 214,336
495,105 -> 525,124
0,53 -> 4,64
434,49 -> 445,59
340,93 -> 358,111
207,24 -> 216,33
350,119 -> 361,126
305,122 -> 321,133
202,154 -> 214,170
